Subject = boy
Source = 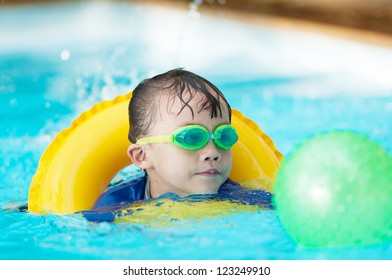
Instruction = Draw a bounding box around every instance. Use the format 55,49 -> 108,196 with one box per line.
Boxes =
90,69 -> 271,215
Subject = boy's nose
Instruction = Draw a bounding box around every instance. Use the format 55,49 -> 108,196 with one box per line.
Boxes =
201,141 -> 221,162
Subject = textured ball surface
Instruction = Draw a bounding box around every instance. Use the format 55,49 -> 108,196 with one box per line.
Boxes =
273,131 -> 392,247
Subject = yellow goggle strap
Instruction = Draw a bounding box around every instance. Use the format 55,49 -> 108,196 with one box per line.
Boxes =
136,135 -> 173,145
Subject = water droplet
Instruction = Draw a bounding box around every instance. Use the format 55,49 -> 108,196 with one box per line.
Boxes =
61,50 -> 70,61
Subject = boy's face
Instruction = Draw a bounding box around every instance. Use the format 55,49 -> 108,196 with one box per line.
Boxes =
143,92 -> 232,198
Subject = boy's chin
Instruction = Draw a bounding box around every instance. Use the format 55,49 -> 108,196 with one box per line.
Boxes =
191,184 -> 221,195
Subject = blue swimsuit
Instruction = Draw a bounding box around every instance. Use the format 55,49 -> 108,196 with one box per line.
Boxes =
82,176 -> 272,222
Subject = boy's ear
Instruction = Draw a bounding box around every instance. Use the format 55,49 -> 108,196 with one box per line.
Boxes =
127,144 -> 153,169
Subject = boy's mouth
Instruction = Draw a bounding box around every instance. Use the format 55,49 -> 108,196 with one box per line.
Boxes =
197,169 -> 221,177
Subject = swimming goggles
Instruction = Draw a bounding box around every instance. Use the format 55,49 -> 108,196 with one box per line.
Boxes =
136,124 -> 238,150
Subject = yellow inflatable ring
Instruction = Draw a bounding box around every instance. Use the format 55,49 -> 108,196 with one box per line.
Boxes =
28,92 -> 283,214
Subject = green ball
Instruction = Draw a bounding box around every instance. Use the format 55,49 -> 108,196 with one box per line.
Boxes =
273,131 -> 392,248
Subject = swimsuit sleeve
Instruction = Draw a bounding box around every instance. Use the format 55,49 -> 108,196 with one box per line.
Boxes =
92,176 -> 146,210
79,176 -> 146,222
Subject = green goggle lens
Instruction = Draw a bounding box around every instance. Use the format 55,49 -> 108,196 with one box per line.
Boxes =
213,125 -> 239,149
174,127 -> 209,150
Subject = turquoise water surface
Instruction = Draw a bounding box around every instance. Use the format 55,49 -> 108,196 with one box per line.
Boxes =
1,1 -> 391,259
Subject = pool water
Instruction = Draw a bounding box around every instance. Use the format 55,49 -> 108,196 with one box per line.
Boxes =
1,1 -> 391,259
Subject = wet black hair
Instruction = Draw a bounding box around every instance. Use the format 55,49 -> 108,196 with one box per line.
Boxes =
128,68 -> 231,143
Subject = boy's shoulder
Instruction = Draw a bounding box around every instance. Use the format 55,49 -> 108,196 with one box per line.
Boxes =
218,178 -> 242,192
92,176 -> 146,210
218,178 -> 273,208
